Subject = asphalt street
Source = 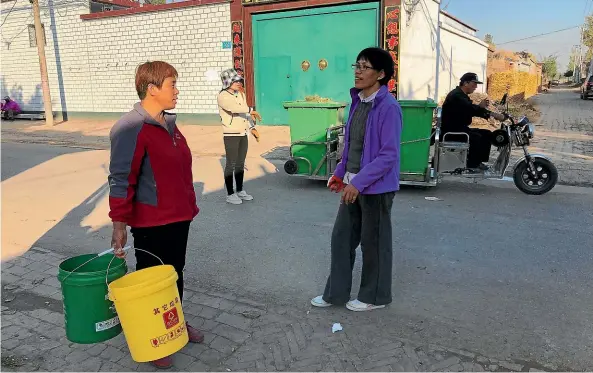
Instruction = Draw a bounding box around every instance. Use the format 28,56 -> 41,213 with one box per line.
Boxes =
2,141 -> 593,369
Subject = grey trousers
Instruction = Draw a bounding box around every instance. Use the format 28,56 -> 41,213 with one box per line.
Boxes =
223,135 -> 248,195
223,135 -> 248,177
323,192 -> 395,306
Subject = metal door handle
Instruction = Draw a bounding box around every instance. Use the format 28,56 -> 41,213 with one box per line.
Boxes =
318,59 -> 328,71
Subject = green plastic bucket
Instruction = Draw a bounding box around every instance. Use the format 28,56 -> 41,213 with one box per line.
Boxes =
58,254 -> 127,344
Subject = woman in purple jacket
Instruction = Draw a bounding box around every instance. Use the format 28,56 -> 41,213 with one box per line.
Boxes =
311,47 -> 402,312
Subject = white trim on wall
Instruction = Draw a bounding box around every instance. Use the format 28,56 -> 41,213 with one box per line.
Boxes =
440,22 -> 489,48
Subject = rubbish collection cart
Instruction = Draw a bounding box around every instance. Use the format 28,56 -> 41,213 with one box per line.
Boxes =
282,100 -> 347,180
282,98 -> 438,187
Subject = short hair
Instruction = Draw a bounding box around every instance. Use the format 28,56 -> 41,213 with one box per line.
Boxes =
135,61 -> 178,100
356,47 -> 395,86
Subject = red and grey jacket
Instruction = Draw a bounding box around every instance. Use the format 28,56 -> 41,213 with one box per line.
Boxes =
108,103 -> 199,228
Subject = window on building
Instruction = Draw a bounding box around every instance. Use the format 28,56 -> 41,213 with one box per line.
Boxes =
27,24 -> 47,47
90,0 -> 128,13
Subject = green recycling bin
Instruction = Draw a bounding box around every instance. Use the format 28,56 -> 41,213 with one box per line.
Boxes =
283,101 -> 347,178
399,100 -> 438,182
58,254 -> 128,344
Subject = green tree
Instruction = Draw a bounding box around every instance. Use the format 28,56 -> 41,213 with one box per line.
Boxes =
564,70 -> 573,78
484,34 -> 495,49
541,55 -> 558,80
583,14 -> 593,62
567,51 -> 577,72
146,0 -> 166,4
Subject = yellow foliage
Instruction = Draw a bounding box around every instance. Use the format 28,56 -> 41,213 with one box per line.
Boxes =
487,71 -> 539,101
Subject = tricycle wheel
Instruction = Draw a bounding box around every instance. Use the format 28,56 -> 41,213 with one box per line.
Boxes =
284,159 -> 299,175
513,158 -> 557,195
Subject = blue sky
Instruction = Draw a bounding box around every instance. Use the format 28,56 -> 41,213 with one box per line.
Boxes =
445,0 -> 592,71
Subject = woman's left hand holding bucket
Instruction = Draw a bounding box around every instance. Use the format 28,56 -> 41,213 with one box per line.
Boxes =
112,222 -> 128,258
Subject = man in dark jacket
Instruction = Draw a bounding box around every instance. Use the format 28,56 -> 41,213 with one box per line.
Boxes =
441,72 -> 505,170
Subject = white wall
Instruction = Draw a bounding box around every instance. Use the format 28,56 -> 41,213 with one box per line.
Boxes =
0,0 -> 232,114
399,0 -> 439,101
398,0 -> 488,102
0,0 -> 51,111
438,21 -> 489,101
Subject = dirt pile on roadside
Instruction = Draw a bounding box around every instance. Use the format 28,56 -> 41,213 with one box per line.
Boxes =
469,92 -> 541,129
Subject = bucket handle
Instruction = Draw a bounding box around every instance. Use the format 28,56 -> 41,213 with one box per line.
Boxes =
105,248 -> 165,290
57,245 -> 133,284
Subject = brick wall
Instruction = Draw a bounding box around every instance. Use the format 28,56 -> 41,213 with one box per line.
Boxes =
487,49 -> 518,78
0,0 -> 232,115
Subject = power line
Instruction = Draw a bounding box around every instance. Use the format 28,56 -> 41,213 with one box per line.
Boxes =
9,18 -> 28,42
1,0 -> 18,28
2,14 -> 31,46
498,26 -> 581,45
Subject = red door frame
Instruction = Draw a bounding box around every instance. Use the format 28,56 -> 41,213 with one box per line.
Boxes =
229,0 -> 401,107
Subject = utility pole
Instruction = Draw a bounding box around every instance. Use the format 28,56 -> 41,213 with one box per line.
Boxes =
31,0 -> 54,126
434,0 -> 442,102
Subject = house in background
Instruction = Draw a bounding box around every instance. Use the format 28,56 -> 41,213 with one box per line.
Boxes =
487,49 -> 541,77
485,47 -> 544,97
0,0 -> 488,124
436,10 -> 489,102
89,0 -> 138,13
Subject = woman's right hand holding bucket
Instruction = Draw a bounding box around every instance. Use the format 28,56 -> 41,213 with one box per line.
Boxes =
111,222 -> 128,258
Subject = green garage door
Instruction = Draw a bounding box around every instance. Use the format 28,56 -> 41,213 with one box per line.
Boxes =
252,3 -> 380,125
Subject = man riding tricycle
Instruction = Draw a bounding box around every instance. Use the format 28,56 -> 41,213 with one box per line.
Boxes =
283,72 -> 558,196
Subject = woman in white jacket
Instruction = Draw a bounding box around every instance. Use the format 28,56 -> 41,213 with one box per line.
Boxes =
217,69 -> 262,204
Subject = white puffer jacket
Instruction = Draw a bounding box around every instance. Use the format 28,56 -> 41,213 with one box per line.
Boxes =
217,90 -> 254,137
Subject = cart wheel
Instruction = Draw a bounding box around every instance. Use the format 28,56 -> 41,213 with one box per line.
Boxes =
284,159 -> 298,175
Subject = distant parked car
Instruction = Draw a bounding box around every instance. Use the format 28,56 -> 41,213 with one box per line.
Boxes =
580,75 -> 592,100
550,80 -> 560,86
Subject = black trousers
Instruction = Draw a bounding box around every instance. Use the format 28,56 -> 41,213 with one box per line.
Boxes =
467,128 -> 493,168
444,128 -> 492,168
131,221 -> 191,302
2,110 -> 16,120
323,192 -> 395,306
223,135 -> 248,195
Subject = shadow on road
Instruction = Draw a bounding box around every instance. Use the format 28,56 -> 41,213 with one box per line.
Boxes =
2,151 -> 593,370
1,143 -> 89,182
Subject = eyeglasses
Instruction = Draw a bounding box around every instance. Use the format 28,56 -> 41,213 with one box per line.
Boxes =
351,64 -> 374,72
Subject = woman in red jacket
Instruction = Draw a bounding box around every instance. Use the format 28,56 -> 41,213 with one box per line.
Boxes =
108,61 -> 203,369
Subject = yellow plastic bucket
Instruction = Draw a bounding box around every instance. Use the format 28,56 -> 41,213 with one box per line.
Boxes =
108,265 -> 189,362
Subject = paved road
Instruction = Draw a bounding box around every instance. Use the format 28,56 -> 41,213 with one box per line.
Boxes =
2,142 -> 593,371
528,88 -> 593,186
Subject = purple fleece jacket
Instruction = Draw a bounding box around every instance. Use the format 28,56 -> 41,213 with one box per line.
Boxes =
334,85 -> 402,194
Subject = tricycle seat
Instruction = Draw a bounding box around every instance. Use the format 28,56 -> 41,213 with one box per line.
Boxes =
437,132 -> 470,172
439,141 -> 469,150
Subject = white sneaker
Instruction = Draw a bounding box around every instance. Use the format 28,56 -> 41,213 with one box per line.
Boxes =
237,191 -> 253,201
310,295 -> 332,308
226,193 -> 242,205
346,299 -> 385,312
